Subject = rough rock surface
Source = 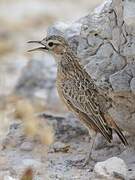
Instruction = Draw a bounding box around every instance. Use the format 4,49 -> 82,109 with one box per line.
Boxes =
94,157 -> 127,180
124,0 -> 135,26
45,0 -> 135,139
15,0 -> 135,137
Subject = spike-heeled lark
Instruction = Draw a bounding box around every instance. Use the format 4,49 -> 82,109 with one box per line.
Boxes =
28,35 -> 128,167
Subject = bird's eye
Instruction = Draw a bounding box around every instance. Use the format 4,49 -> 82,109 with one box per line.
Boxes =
48,42 -> 54,47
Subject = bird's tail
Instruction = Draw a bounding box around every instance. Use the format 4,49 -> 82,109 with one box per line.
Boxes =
78,111 -> 113,143
113,123 -> 128,146
104,114 -> 129,146
104,114 -> 128,146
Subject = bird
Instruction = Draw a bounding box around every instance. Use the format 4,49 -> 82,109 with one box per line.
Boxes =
28,35 -> 128,167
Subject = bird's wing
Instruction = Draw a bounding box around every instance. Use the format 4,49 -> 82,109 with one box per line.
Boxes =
61,79 -> 112,142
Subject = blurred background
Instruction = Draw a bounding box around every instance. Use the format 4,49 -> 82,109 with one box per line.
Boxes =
0,0 -> 105,179
0,0 -> 103,114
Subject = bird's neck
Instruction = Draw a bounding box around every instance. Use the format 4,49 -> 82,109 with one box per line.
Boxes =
57,49 -> 85,81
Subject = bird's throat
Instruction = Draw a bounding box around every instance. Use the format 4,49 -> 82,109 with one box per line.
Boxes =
57,51 -> 83,82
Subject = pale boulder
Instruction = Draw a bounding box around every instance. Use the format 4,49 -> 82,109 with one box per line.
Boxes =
94,157 -> 127,180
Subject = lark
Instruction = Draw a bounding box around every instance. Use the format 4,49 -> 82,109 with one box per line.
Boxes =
28,35 -> 128,167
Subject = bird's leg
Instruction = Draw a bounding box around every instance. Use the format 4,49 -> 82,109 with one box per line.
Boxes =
67,131 -> 97,168
82,132 -> 97,167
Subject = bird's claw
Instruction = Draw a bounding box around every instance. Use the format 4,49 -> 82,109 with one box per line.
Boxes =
66,157 -> 95,168
67,158 -> 86,168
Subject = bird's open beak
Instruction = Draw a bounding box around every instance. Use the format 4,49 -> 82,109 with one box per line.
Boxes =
27,40 -> 48,52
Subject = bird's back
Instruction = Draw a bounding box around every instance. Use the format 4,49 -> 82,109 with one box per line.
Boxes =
56,48 -> 128,146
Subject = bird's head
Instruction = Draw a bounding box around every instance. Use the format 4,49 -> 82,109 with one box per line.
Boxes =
28,35 -> 69,56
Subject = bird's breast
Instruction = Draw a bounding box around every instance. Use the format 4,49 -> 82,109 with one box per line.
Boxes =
56,79 -> 73,111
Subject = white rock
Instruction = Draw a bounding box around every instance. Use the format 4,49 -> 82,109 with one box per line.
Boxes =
20,142 -> 34,151
22,159 -> 42,168
109,69 -> 131,92
94,157 -> 127,180
111,53 -> 126,71
88,34 -> 103,48
124,0 -> 135,26
111,27 -> 120,51
96,43 -> 113,58
47,22 -> 69,37
4,176 -> 17,180
130,78 -> 135,95
65,23 -> 82,38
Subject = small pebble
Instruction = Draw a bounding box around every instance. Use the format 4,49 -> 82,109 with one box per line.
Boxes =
51,142 -> 70,153
20,142 -> 34,151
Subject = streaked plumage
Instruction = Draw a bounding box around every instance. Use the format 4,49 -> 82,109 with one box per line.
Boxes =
28,35 -> 128,166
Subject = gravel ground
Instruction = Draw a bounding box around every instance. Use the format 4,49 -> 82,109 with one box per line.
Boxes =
0,113 -> 133,180
0,0 -> 135,179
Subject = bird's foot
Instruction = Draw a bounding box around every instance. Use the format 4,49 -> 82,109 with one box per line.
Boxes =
67,158 -> 86,168
82,156 -> 96,167
67,157 -> 96,168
